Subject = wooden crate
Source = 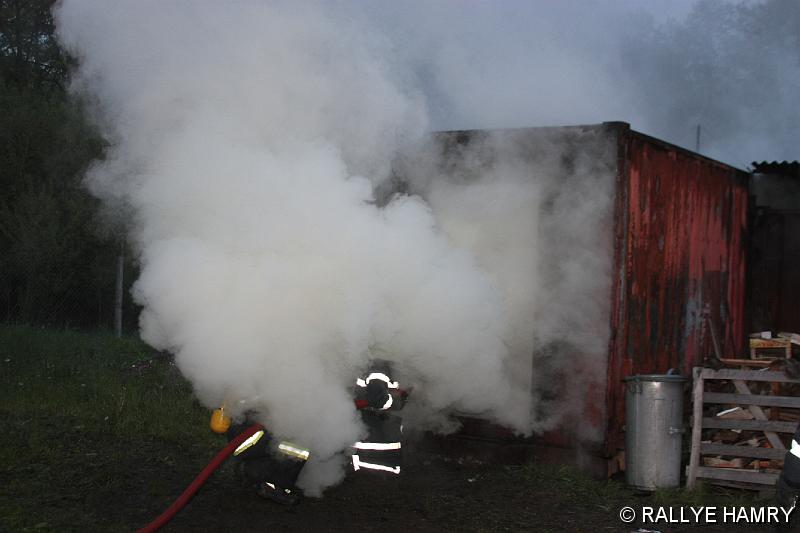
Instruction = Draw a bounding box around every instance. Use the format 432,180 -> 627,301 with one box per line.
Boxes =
749,338 -> 793,360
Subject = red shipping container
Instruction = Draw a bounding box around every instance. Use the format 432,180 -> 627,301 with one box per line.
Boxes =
427,122 -> 749,465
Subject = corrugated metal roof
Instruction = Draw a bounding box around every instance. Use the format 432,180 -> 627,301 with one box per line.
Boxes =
752,161 -> 800,177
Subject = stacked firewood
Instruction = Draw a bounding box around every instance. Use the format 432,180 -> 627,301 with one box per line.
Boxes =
700,368 -> 800,474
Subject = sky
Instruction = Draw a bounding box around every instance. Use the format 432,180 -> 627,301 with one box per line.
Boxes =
351,0 -> 796,167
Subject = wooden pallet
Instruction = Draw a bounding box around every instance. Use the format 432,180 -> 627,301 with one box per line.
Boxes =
686,367 -> 800,489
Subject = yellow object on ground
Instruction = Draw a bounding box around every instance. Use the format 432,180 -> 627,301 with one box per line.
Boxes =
210,407 -> 231,434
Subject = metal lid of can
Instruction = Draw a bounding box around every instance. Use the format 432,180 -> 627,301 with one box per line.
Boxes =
623,374 -> 688,383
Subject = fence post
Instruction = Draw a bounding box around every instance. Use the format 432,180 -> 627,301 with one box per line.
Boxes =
114,246 -> 124,337
686,366 -> 704,489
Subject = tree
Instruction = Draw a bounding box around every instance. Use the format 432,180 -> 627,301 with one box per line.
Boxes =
0,0 -> 133,329
0,0 -> 67,90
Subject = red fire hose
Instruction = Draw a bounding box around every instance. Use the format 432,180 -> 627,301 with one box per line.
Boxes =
136,423 -> 265,533
136,394 -> 403,531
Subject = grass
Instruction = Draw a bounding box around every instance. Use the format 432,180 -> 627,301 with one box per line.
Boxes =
0,324 -> 210,439
0,324 -> 220,532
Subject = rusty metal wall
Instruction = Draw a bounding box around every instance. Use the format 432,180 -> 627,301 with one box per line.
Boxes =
425,123 -> 749,460
604,125 -> 750,454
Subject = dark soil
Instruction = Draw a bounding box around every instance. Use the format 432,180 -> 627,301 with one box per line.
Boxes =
152,454 -> 777,533
1,415 -> 784,533
0,326 -> 783,532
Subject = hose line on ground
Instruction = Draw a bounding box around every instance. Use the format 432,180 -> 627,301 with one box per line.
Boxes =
136,423 -> 265,533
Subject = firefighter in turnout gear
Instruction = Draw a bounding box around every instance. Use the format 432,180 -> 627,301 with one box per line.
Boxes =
352,360 -> 407,476
776,424 -> 800,532
207,360 -> 409,506
225,418 -> 310,506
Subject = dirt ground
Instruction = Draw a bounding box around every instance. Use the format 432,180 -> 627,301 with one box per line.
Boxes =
132,444 -> 775,533
2,413 -> 785,533
0,327 -> 784,533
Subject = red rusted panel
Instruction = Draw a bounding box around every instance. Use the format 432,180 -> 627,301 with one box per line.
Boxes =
604,126 -> 749,455
430,123 -> 749,460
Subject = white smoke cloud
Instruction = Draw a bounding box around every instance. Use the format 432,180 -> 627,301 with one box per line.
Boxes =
353,0 -> 643,132
397,127 -> 616,442
55,0 -> 788,494
54,0 -> 536,494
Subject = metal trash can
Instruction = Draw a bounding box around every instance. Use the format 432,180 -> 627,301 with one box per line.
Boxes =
624,373 -> 687,490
